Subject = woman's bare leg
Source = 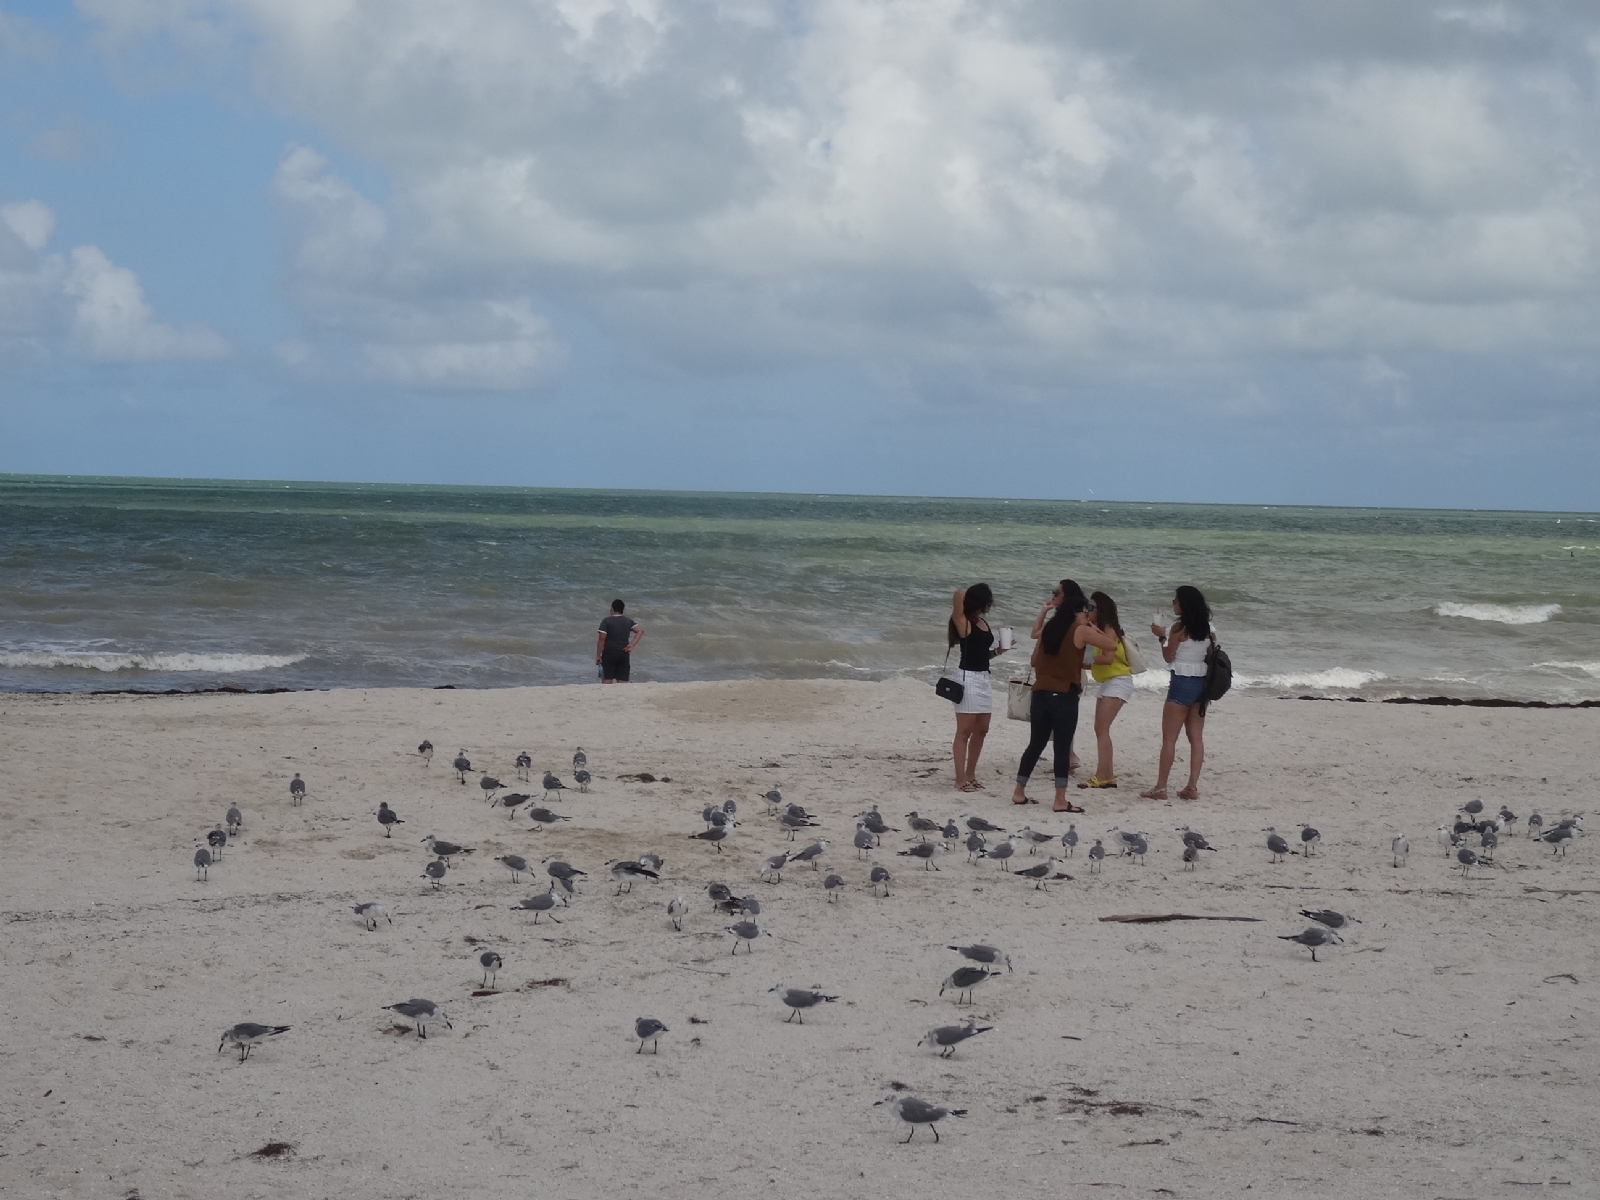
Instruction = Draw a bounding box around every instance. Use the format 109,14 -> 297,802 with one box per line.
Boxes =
1140,701 -> 1188,798
953,714 -> 974,788
966,713 -> 992,786
1178,707 -> 1206,798
1093,696 -> 1125,781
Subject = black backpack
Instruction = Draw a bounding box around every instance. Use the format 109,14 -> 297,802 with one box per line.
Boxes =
1202,635 -> 1232,703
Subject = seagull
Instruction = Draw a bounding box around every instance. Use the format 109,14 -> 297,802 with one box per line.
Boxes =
708,882 -> 735,908
1062,824 -> 1078,856
1436,825 -> 1453,855
634,1017 -> 668,1054
479,951 -> 503,987
769,982 -> 838,1023
377,802 -> 404,836
515,751 -> 532,781
193,845 -> 212,881
736,894 -> 761,917
941,819 -> 962,841
1462,797 -> 1484,816
1087,840 -> 1105,872
791,839 -> 828,870
353,901 -> 391,929
1177,826 -> 1216,852
1018,827 -> 1055,855
207,826 -> 228,859
479,774 -> 503,803
1181,844 -> 1199,870
1264,827 -> 1290,863
526,806 -> 569,828
689,825 -> 729,853
853,828 -> 877,858
981,837 -> 1018,871
1542,827 -> 1575,856
1108,827 -> 1143,853
574,770 -> 592,793
494,792 -> 530,818
761,789 -> 783,813
1459,846 -> 1482,875
1299,909 -> 1358,931
1391,833 -> 1410,868
422,836 -> 472,861
542,772 -> 569,798
905,812 -> 941,840
606,859 -> 660,894
963,814 -> 1005,834
1299,825 -> 1321,856
948,944 -> 1012,972
639,853 -> 664,873
218,1022 -> 290,1062
667,894 -> 687,930
452,751 -> 471,783
417,739 -> 433,765
859,808 -> 896,838
785,803 -> 814,821
722,798 -> 738,818
1527,812 -> 1544,838
289,773 -> 306,805
870,863 -> 891,897
897,841 -> 949,870
725,920 -> 763,953
382,999 -> 452,1038
778,812 -> 820,840
509,887 -> 563,922
1279,927 -> 1342,961
422,859 -> 447,888
1498,806 -> 1518,834
225,805 -> 243,836
496,854 -> 529,881
823,870 -> 845,901
543,858 -> 586,892
964,831 -> 986,862
940,966 -> 993,1005
1125,833 -> 1149,864
1479,826 -> 1499,861
875,1094 -> 968,1143
918,1019 -> 993,1059
759,851 -> 789,883
573,747 -> 587,770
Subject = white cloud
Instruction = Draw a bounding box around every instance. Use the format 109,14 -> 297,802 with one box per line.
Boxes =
0,199 -> 229,363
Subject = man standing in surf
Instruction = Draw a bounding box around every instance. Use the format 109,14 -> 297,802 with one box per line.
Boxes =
596,599 -> 644,683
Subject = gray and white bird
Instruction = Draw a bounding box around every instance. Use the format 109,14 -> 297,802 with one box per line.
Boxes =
417,739 -> 433,765
667,893 -> 688,930
496,854 -> 530,881
1498,806 -> 1518,834
421,836 -> 472,861
1527,811 -> 1544,838
853,827 -> 877,858
823,870 -> 845,901
1264,827 -> 1291,863
634,1017 -> 668,1054
870,863 -> 891,897
898,841 -> 949,870
479,774 -> 503,803
1457,846 -> 1480,876
759,851 -> 789,883
1479,826 -> 1499,861
778,812 -> 820,840
509,887 -> 563,922
377,802 -> 404,836
1062,824 -> 1078,856
495,793 -> 530,818
1108,826 -> 1142,853
353,901 -> 391,930
526,806 -> 570,828
963,814 -> 1005,834
735,894 -> 761,917
574,769 -> 592,792
761,789 -> 783,813
722,798 -> 738,819
1279,926 -> 1342,961
1299,909 -> 1358,931
382,999 -> 452,1038
606,859 -> 659,894
725,920 -> 764,953
875,1094 -> 967,1143
289,773 -> 306,805
1014,856 -> 1061,888
918,1019 -> 993,1059
452,751 -> 472,782
1017,826 -> 1055,854
573,747 -> 587,770
770,982 -> 838,1023
1541,826 -> 1575,856
689,824 -> 729,852
904,811 -> 941,840
941,819 -> 962,841
422,859 -> 447,888
542,772 -> 569,797
708,882 -> 735,908
225,804 -> 243,836
1391,833 -> 1410,868
1299,824 -> 1321,856
1087,839 -> 1106,872
542,858 -> 586,894
791,839 -> 829,869
859,808 -> 896,838
940,966 -> 994,1004
1462,797 -> 1484,816
964,831 -> 986,862
193,845 -> 212,881
478,951 -> 503,987
948,943 -> 1012,972
207,826 -> 228,859
639,852 -> 664,873
1181,844 -> 1199,870
1177,826 -> 1216,852
218,1022 -> 290,1062
1124,833 -> 1149,864
1436,825 -> 1454,855
515,751 -> 532,781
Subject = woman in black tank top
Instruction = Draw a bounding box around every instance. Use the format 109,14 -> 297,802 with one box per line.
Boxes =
947,583 -> 1010,792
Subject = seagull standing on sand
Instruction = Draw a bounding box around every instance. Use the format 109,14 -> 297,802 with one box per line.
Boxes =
574,770 -> 592,792
542,772 -> 569,798
1279,927 -> 1342,961
1264,828 -> 1290,863
353,902 -> 391,929
940,966 -> 994,1005
875,1094 -> 967,1143
667,894 -> 687,930
634,1017 -> 667,1054
853,827 -> 877,858
515,751 -> 531,781
383,999 -> 452,1038
193,845 -> 212,881
417,740 -> 433,765
452,751 -> 471,783
509,887 -> 562,922
981,837 -> 1017,870
226,805 -> 243,836
207,826 -> 228,860
496,793 -> 530,819
964,831 -> 986,862
289,773 -> 306,805
422,836 -> 472,862
479,774 -> 503,803
218,1022 -> 290,1062
1392,833 -> 1410,867
606,859 -> 660,894
1018,827 -> 1055,855
1299,909 -> 1358,931
526,805 -> 569,829
1014,856 -> 1062,888
1062,824 -> 1078,856
963,814 -> 1005,834
918,1020 -> 993,1059
422,859 -> 447,888
791,839 -> 828,870
479,951 -> 503,987
726,920 -> 764,953
1087,840 -> 1105,872
770,982 -> 838,1022
898,842 -> 949,870
759,851 -> 789,883
823,870 -> 844,901
1299,825 -> 1321,856
948,944 -> 1012,972
905,812 -> 941,840
377,802 -> 403,837
761,789 -> 783,813
690,825 -> 729,853
543,858 -> 586,895
870,863 -> 891,897
573,748 -> 587,770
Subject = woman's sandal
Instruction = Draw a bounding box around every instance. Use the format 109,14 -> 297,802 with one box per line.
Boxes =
1177,787 -> 1199,800
1012,793 -> 1031,805
1139,787 -> 1168,800
1053,801 -> 1086,813
1077,776 -> 1118,789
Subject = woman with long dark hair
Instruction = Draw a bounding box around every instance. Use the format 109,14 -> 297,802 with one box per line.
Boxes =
1079,590 -> 1133,790
947,583 -> 1009,792
1010,582 -> 1117,811
1141,585 -> 1213,800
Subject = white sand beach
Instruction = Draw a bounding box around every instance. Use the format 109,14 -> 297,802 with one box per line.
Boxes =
3,680 -> 1596,1198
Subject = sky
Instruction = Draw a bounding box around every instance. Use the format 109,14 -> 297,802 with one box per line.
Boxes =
2,1 -> 1599,510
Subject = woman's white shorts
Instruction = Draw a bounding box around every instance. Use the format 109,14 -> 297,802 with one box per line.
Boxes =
1095,674 -> 1135,703
953,669 -> 993,714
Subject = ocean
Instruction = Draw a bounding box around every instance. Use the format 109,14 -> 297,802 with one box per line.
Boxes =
1,475 -> 1596,702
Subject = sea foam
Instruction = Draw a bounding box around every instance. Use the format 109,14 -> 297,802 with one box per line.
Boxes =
0,650 -> 306,673
1433,602 -> 1560,625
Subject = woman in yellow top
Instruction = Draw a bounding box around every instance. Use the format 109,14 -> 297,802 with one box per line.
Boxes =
1079,590 -> 1133,789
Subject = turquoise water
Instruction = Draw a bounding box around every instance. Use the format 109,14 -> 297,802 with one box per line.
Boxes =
1,475 -> 1596,700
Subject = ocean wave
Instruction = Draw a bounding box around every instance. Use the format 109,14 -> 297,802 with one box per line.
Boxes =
1535,660 -> 1600,679
0,650 -> 307,673
1237,668 -> 1385,691
1433,602 -> 1560,625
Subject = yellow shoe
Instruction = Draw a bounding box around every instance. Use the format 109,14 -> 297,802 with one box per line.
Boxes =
1077,776 -> 1119,789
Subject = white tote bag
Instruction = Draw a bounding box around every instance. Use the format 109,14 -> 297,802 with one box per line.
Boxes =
1006,669 -> 1034,721
1123,636 -> 1148,675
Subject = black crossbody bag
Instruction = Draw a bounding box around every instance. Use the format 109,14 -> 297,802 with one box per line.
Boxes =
935,644 -> 965,703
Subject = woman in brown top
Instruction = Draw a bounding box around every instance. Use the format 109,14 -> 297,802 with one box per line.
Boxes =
1010,584 -> 1118,811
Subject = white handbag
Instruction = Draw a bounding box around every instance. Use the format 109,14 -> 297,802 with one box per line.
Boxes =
1123,636 -> 1148,675
1006,669 -> 1034,721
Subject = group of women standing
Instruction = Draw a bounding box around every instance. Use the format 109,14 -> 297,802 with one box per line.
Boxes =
947,581 -> 1214,810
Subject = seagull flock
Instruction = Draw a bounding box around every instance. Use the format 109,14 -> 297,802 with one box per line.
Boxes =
188,742 -> 1586,1144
